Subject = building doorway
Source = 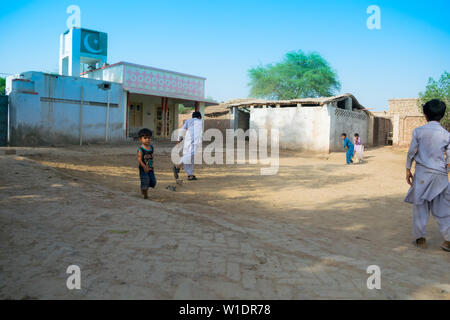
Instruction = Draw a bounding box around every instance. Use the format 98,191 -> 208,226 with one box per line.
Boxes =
155,101 -> 172,138
128,101 -> 143,136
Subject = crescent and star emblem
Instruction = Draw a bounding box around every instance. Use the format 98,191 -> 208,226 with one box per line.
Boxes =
83,33 -> 102,54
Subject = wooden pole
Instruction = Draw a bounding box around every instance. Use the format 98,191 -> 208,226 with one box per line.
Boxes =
126,91 -> 130,138
79,86 -> 83,146
105,89 -> 110,142
161,97 -> 165,138
165,97 -> 169,138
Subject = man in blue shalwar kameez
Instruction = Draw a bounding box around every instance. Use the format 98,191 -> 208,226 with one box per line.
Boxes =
341,133 -> 354,165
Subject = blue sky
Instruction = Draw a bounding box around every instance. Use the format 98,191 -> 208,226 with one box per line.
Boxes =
1,0 -> 449,111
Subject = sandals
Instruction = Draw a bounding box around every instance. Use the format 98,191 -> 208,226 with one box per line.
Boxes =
441,241 -> 450,252
414,238 -> 450,251
174,166 -> 197,181
415,237 -> 427,249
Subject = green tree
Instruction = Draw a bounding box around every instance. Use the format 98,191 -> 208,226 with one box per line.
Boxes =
248,50 -> 341,100
417,71 -> 450,130
178,104 -> 193,114
0,77 -> 5,95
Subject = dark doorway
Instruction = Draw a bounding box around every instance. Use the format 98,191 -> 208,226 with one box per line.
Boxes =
0,95 -> 8,146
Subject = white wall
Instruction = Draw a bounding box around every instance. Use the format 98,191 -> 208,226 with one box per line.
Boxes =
328,106 -> 369,152
249,106 -> 331,152
8,71 -> 125,145
139,94 -> 159,132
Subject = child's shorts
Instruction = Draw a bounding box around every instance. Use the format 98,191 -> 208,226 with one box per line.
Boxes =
139,167 -> 157,190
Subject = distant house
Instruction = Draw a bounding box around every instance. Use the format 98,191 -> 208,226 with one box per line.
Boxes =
178,99 -> 248,137
370,98 -> 428,148
201,99 -> 257,136
226,94 -> 375,153
387,98 -> 426,147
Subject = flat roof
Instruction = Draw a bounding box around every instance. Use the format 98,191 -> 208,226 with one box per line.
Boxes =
129,91 -> 217,106
225,93 -> 372,115
80,61 -> 206,80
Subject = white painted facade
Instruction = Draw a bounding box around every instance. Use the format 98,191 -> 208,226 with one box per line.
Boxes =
6,70 -> 210,145
7,71 -> 124,145
5,27 -> 215,146
250,106 -> 331,152
245,101 -> 370,153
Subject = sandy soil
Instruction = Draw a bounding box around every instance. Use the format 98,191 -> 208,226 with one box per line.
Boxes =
0,142 -> 449,299
21,143 -> 446,245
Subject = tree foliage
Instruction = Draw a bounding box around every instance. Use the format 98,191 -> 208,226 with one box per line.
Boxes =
0,77 -> 5,95
417,71 -> 450,130
178,104 -> 193,114
248,50 -> 341,100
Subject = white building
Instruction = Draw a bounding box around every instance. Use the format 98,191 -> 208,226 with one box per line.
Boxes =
227,94 -> 374,153
6,27 -> 215,146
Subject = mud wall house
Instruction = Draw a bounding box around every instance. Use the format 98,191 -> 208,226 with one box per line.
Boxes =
227,94 -> 375,153
388,98 -> 426,147
202,103 -> 233,136
177,112 -> 191,128
371,111 -> 393,146
370,98 -> 428,148
178,100 -> 251,136
178,104 -> 230,134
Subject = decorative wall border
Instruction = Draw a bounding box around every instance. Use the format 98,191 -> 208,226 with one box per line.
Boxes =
123,65 -> 205,100
334,108 -> 367,120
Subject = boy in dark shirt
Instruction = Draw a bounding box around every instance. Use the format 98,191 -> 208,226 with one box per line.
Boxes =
137,128 -> 156,199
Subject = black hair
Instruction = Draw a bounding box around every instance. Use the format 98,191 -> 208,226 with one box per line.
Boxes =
138,128 -> 153,138
423,99 -> 447,121
341,133 -> 347,137
354,133 -> 359,137
192,111 -> 202,119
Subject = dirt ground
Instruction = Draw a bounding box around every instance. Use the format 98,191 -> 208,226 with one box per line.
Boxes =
0,142 -> 449,299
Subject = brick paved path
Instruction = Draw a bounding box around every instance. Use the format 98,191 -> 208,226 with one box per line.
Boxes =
0,155 -> 448,299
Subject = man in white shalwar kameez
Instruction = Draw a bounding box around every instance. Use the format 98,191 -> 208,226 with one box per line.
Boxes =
404,99 -> 450,252
173,111 -> 203,180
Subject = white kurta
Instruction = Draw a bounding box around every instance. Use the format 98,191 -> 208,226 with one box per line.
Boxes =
179,118 -> 203,174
